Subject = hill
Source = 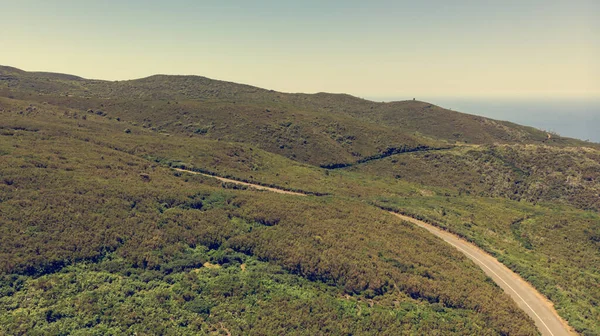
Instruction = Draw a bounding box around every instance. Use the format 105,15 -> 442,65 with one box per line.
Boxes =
350,144 -> 600,212
0,96 -> 538,335
2,65 -> 595,167
1,66 -> 598,334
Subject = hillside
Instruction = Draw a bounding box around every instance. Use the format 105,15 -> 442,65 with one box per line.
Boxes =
351,144 -> 600,212
2,66 -> 595,167
0,96 -> 539,335
1,66 -> 599,335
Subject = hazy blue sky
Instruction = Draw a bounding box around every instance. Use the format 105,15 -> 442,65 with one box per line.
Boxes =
2,0 -> 599,98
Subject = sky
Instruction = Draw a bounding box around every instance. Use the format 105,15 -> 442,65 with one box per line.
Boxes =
1,0 -> 599,99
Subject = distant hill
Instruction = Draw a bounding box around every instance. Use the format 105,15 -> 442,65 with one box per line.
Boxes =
1,66 -> 594,167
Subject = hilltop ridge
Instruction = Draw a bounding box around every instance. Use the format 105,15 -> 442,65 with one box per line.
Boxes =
1,66 -> 595,165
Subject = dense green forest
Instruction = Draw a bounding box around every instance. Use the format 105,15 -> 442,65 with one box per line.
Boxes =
1,66 -> 599,334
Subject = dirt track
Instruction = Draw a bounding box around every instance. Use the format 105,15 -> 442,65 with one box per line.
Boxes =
174,167 -> 574,336
173,168 -> 306,196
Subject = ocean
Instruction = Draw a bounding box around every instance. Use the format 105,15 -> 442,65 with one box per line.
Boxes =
373,97 -> 600,144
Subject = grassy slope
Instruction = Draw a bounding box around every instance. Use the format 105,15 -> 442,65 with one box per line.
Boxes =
2,65 -> 595,167
0,98 -> 537,334
0,67 -> 445,167
1,66 -> 599,334
373,196 -> 599,335
349,146 -> 600,334
351,145 -> 600,212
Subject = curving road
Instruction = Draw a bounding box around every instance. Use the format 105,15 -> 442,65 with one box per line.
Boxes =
392,213 -> 574,336
174,167 -> 574,335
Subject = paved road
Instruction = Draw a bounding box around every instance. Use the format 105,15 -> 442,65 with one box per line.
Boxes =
174,167 -> 574,335
391,213 -> 574,336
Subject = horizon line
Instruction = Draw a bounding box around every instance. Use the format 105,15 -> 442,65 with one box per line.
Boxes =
3,64 -> 599,101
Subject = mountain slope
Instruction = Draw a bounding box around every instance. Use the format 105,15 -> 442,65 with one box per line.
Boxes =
0,96 -> 539,335
351,144 -> 600,211
2,65 -> 595,168
1,66 -> 598,334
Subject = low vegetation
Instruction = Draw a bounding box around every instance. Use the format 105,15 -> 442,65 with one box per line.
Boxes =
352,145 -> 600,211
1,66 -> 598,334
373,196 -> 600,335
0,96 -> 538,335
